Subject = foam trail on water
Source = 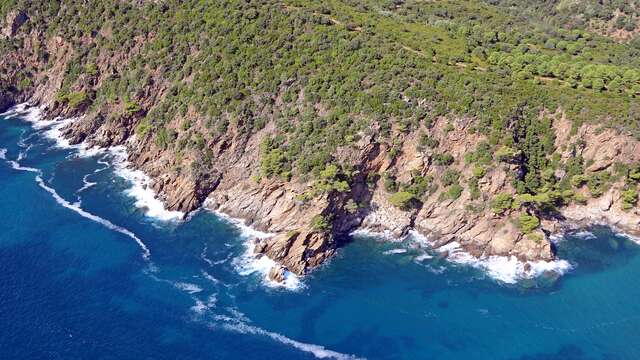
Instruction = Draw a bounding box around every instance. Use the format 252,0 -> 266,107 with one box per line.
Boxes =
7,159 -> 40,173
616,232 -> 640,245
191,294 -> 218,315
7,104 -> 182,222
76,173 -> 97,194
34,175 -> 152,261
219,321 -> 363,360
0,148 -> 6,160
3,148 -> 154,262
572,230 -> 597,240
173,282 -> 203,294
383,248 -> 408,255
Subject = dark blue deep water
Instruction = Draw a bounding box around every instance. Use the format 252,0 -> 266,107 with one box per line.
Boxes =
1,107 -> 640,360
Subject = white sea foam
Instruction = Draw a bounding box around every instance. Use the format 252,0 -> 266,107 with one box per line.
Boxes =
616,232 -> 640,245
174,282 -> 203,294
191,294 -> 218,315
33,175 -> 153,262
349,228 -> 404,242
382,248 -> 408,255
205,207 -> 303,290
6,158 -> 40,173
7,104 -> 182,222
201,245 -> 215,266
232,240 -> 304,291
201,271 -> 221,284
414,253 -> 434,262
2,145 -> 152,262
109,146 -> 184,222
367,230 -> 575,284
0,148 -> 6,160
572,230 -> 597,240
434,241 -> 573,284
7,157 -> 155,263
207,206 -> 272,240
76,174 -> 97,194
220,321 -> 363,360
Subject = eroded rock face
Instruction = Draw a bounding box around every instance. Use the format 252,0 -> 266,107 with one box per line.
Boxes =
4,28 -> 640,284
255,230 -> 335,276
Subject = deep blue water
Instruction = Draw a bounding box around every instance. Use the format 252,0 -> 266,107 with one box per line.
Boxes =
1,108 -> 640,360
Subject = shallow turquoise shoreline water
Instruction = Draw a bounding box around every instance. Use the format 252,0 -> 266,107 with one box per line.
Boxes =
1,107 -> 640,359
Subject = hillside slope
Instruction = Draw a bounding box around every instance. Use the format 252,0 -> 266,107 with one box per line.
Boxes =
1,0 -> 640,281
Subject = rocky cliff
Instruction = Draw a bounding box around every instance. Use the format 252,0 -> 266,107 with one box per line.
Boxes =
2,4 -> 640,284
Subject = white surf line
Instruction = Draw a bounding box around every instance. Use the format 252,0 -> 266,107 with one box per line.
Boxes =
0,148 -> 6,160
34,175 -> 152,261
8,103 -> 184,222
433,239 -> 573,284
352,228 -> 574,284
2,152 -> 153,262
218,320 -> 364,360
201,244 -> 215,266
206,206 -> 305,290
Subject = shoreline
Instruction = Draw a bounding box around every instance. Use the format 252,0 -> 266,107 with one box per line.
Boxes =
352,228 -> 574,284
4,102 -> 639,288
4,103 -> 185,222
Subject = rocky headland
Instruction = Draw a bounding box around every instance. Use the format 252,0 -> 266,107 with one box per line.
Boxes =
2,5 -> 640,284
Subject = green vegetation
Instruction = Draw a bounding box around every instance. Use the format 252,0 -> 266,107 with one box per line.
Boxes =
311,214 -> 331,232
2,0 -> 640,220
56,91 -> 89,109
389,191 -> 418,210
518,214 -> 540,234
491,193 -> 513,215
621,188 -> 639,210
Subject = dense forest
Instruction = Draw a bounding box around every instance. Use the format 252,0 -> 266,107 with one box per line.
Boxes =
1,0 -> 640,235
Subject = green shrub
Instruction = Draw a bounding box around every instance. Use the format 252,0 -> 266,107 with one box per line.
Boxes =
433,153 -> 454,166
472,166 -> 487,178
621,188 -> 638,210
495,146 -> 520,162
518,214 -> 540,233
491,192 -> 513,215
445,183 -> 464,200
441,169 -> 460,186
389,191 -> 418,210
59,91 -> 89,109
310,214 -> 331,232
124,100 -> 142,115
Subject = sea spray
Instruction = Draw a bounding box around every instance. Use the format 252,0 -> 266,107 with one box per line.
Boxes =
109,146 -> 184,221
205,206 -> 304,290
5,103 -> 183,222
352,228 -> 574,284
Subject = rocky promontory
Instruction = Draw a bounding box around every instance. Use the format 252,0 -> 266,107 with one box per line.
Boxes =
2,3 -> 640,284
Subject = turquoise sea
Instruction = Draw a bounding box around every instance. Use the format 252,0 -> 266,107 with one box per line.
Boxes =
1,106 -> 640,359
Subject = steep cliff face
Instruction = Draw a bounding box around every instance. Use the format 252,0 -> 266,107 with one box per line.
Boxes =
2,5 -> 640,283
